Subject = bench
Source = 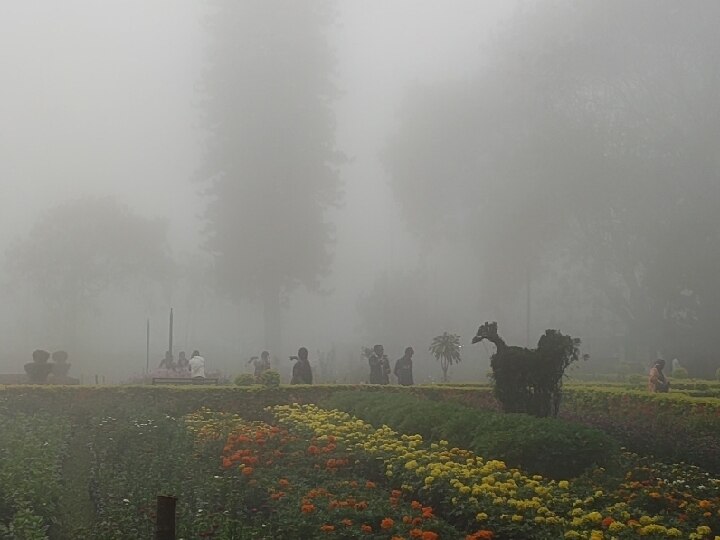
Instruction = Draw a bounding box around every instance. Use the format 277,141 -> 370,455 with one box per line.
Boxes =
152,377 -> 220,385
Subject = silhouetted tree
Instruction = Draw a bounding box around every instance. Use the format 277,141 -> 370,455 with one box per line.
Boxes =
7,197 -> 173,344
198,1 -> 343,357
429,332 -> 461,383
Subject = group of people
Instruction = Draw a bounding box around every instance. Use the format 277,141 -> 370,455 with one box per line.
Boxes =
248,348 -> 313,384
367,345 -> 414,386
158,350 -> 206,379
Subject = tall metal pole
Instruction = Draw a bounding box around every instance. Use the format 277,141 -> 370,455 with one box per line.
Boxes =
146,319 -> 150,373
169,308 -> 174,357
526,264 -> 531,348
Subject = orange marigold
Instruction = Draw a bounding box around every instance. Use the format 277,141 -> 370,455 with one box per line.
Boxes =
409,529 -> 424,538
241,467 -> 254,476
381,518 -> 395,529
467,531 -> 494,540
320,525 -> 335,533
422,532 -> 439,540
361,524 -> 373,533
301,504 -> 315,514
411,500 -> 422,510
341,519 -> 353,527
366,481 -> 377,489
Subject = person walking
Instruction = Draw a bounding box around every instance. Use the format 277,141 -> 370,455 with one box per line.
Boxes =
368,344 -> 390,384
189,350 -> 206,379
291,347 -> 313,384
394,346 -> 414,386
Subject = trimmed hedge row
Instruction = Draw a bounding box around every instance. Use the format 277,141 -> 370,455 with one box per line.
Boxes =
560,387 -> 720,473
321,390 -> 619,479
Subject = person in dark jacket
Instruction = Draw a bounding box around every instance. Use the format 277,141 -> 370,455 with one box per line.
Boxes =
368,344 -> 390,384
291,347 -> 313,384
394,346 -> 414,386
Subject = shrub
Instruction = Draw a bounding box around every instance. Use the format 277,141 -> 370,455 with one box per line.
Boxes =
672,367 -> 689,379
257,370 -> 280,387
322,390 -> 618,479
234,373 -> 256,386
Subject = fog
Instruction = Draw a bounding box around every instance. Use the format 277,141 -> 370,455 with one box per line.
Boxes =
2,1 -> 719,383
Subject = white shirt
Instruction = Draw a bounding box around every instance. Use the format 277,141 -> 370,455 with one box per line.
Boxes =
189,355 -> 205,378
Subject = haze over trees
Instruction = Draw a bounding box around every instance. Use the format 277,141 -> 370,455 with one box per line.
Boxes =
384,1 -> 720,376
7,197 -> 173,350
199,0 -> 344,362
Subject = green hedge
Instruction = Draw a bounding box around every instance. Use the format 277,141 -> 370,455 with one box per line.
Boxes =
321,390 -> 619,479
561,387 -> 720,473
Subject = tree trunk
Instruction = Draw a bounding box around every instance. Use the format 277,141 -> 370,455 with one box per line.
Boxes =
262,280 -> 282,370
441,359 -> 449,382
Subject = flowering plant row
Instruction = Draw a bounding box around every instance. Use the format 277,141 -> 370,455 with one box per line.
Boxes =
184,407 -> 466,538
272,403 -> 720,540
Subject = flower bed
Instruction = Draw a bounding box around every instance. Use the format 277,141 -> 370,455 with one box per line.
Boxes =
272,403 -> 720,540
322,390 -> 618,478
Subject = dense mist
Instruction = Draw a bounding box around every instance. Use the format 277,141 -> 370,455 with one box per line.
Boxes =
2,1 -> 719,383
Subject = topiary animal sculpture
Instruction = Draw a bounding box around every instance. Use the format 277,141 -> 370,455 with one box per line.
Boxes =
472,322 -> 581,417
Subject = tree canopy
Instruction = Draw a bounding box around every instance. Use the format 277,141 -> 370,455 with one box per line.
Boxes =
199,0 -> 343,355
383,1 -> 720,372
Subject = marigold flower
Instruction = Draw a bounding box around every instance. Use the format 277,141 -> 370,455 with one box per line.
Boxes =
241,467 -> 253,476
381,518 -> 394,529
361,524 -> 373,533
366,481 -> 376,489
320,525 -> 335,532
422,532 -> 438,540
340,519 -> 353,527
409,529 -> 424,538
301,504 -> 315,513
411,500 -> 422,509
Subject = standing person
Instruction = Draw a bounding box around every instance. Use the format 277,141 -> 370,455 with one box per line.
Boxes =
251,350 -> 271,378
394,347 -> 414,386
177,351 -> 189,371
368,344 -> 390,384
648,359 -> 669,393
291,347 -> 313,384
189,350 -> 206,380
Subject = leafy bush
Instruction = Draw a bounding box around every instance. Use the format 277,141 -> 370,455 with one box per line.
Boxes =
672,367 -> 689,379
233,373 -> 256,386
322,390 -> 618,479
257,370 -> 280,387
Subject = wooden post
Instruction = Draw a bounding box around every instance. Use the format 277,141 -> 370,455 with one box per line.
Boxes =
156,495 -> 176,540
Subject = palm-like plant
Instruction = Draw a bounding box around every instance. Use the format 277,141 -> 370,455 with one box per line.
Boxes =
429,332 -> 462,382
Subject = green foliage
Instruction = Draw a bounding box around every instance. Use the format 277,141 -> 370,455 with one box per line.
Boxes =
672,367 -> 689,379
257,370 -> 280,388
233,373 -> 256,386
480,324 -> 581,417
428,332 -> 462,382
322,390 -> 618,479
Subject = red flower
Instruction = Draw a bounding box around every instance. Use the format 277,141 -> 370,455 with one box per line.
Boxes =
381,518 -> 394,529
